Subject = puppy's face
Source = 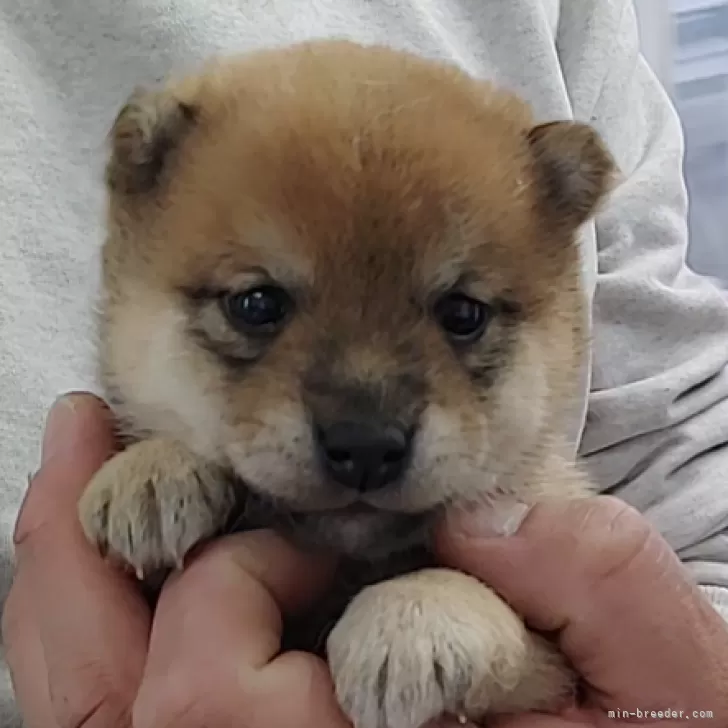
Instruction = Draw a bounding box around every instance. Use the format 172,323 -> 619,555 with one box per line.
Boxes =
102,41 -> 614,557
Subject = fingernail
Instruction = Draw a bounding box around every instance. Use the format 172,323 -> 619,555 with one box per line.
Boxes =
450,500 -> 531,538
40,394 -> 83,464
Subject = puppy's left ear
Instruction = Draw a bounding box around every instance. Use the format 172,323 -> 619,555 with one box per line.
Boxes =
527,121 -> 616,229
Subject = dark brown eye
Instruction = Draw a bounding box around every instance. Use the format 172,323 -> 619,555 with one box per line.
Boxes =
221,285 -> 291,334
434,293 -> 492,342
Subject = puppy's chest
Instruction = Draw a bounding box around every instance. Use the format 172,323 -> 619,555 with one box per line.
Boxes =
281,546 -> 435,656
224,483 -> 435,655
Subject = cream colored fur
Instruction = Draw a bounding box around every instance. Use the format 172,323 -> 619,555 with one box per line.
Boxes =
77,41 -> 614,728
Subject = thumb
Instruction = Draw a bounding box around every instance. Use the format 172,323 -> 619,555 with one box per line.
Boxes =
435,496 -> 728,716
15,392 -> 116,551
10,393 -> 149,728
436,495 -> 662,635
40,392 -> 111,465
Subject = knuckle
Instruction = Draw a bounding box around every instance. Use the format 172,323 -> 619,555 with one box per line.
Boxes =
133,670 -> 211,728
585,496 -> 657,585
13,473 -> 48,548
1,584 -> 22,649
50,661 -> 139,728
594,495 -> 652,544
592,494 -> 642,522
2,582 -> 138,728
59,695 -> 134,728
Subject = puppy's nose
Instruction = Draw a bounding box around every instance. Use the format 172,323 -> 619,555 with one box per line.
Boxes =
316,420 -> 412,492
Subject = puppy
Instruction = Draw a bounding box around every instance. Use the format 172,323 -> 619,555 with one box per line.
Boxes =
78,40 -> 615,728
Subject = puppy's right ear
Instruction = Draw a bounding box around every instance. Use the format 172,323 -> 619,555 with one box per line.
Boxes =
106,88 -> 198,195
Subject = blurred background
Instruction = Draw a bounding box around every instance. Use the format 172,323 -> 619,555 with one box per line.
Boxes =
634,0 -> 728,283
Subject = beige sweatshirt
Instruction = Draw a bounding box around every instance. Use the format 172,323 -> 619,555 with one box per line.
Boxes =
1,0 -> 728,723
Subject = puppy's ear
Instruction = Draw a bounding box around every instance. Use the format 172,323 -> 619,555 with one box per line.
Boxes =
106,88 -> 198,195
527,121 -> 616,229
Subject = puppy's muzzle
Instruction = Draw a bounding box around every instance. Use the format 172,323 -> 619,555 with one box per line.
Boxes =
315,419 -> 414,493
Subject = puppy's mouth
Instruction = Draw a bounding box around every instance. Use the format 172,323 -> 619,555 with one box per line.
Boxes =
227,480 -> 434,560
288,505 -> 433,558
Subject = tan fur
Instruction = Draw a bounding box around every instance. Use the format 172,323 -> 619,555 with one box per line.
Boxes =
78,40 -> 615,728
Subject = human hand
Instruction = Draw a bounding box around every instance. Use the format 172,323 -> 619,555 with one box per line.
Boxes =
435,496 -> 728,727
3,393 -> 149,727
2,393 -> 347,728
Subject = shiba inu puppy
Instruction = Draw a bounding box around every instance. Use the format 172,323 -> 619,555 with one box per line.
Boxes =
78,40 -> 615,728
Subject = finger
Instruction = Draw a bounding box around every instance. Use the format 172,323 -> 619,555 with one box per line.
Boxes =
436,496 -> 728,711
14,393 -> 151,727
488,716 -> 588,727
254,650 -> 352,728
134,530 -> 346,728
2,569 -> 59,728
488,707 -> 689,728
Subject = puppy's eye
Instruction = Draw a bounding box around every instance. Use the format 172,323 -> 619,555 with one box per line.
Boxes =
434,293 -> 492,342
221,285 -> 291,334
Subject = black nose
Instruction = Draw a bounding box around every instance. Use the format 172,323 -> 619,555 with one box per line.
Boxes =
316,420 -> 412,492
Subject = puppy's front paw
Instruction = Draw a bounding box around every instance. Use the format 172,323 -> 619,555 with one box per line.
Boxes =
327,568 -> 573,728
78,438 -> 233,576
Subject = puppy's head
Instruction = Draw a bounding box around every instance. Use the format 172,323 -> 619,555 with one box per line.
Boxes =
101,41 -> 614,558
